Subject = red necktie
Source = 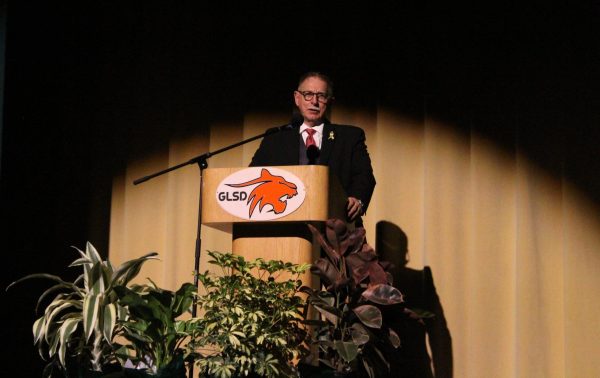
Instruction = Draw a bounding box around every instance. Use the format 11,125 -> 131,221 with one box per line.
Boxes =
305,128 -> 317,148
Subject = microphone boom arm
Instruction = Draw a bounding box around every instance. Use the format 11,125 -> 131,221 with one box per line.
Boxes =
133,123 -> 296,185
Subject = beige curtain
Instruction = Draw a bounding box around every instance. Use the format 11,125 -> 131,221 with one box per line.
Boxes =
109,107 -> 600,377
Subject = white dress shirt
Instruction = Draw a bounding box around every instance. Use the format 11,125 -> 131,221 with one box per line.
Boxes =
299,123 -> 324,149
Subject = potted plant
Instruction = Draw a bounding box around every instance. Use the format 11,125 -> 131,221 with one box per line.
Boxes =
186,251 -> 311,378
110,280 -> 197,377
300,219 -> 408,377
6,242 -> 159,377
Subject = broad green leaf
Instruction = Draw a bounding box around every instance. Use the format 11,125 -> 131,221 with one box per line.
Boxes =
174,320 -> 187,333
172,282 -> 196,316
350,323 -> 370,345
353,304 -> 382,328
313,305 -> 339,325
361,284 -> 403,305
388,327 -> 401,348
310,258 -> 341,288
334,340 -> 359,362
307,223 -> 340,264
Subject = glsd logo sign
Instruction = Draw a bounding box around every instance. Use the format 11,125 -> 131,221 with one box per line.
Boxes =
216,167 -> 306,221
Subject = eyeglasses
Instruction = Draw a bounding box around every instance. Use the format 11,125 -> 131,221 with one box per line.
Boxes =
296,90 -> 331,103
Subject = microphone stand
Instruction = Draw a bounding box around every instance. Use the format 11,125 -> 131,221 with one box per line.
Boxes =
132,124 -> 297,378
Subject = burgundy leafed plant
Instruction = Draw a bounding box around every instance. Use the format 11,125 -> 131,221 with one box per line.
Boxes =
301,218 -> 405,377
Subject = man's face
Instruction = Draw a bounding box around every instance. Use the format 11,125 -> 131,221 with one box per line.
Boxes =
294,76 -> 330,127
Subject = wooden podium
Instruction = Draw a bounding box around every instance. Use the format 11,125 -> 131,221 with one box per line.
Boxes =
201,165 -> 347,288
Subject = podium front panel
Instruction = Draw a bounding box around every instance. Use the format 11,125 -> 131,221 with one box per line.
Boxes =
202,165 -> 346,229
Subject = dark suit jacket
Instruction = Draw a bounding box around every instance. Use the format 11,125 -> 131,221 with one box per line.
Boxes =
250,123 -> 376,211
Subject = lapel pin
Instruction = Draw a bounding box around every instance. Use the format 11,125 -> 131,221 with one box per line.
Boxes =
329,131 -> 335,140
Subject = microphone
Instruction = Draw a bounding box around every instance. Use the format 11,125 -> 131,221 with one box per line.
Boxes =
307,144 -> 320,165
275,113 -> 304,132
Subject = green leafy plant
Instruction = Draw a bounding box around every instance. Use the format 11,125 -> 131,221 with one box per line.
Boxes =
187,251 -> 311,378
112,280 -> 197,376
302,219 -> 406,377
6,242 -> 158,377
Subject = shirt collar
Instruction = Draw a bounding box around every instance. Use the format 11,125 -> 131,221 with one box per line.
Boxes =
299,123 -> 324,136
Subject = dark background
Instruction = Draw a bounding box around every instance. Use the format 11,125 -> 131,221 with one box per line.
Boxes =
1,1 -> 598,375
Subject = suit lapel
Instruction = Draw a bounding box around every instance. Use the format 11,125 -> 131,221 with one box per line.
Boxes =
320,124 -> 335,164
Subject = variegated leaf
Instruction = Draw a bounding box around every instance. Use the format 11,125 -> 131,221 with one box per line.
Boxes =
83,292 -> 102,342
105,260 -> 114,277
89,263 -> 106,295
44,302 -> 76,344
69,256 -> 93,267
33,316 -> 45,344
6,273 -> 67,292
44,298 -> 68,315
70,245 -> 88,261
103,303 -> 117,343
86,241 -> 103,264
83,262 -> 92,292
48,326 -> 61,357
36,283 -> 80,312
70,245 -> 93,291
110,252 -> 159,288
58,318 -> 80,366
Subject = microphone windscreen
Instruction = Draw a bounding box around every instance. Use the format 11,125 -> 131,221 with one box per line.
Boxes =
306,145 -> 320,164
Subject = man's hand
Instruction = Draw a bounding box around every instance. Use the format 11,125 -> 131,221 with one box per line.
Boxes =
347,197 -> 364,222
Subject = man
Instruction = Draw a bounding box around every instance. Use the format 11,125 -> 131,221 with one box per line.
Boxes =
250,72 -> 376,224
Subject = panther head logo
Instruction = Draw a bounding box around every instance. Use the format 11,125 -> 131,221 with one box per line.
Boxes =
226,168 -> 298,218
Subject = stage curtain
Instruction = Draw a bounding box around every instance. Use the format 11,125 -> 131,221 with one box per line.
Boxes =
109,108 -> 600,378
